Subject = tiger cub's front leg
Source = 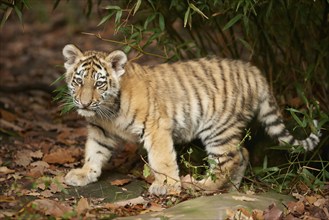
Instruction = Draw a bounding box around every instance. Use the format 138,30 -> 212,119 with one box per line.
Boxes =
144,129 -> 181,195
65,137 -> 113,186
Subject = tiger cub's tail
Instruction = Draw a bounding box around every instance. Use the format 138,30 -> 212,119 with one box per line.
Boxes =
257,93 -> 321,151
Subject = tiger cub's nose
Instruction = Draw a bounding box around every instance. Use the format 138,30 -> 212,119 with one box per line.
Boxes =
81,101 -> 92,108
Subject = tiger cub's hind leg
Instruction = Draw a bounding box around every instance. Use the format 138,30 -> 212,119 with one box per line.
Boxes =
196,145 -> 248,192
186,127 -> 249,192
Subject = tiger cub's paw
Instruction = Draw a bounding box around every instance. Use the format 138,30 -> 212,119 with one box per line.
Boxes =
149,180 -> 181,195
65,166 -> 101,186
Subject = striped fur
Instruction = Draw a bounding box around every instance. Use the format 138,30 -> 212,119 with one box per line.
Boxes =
62,44 -> 320,195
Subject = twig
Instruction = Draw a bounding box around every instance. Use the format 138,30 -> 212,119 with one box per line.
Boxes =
82,32 -> 168,60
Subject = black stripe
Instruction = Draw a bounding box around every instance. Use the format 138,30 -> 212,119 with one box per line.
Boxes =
140,127 -> 145,139
229,61 -> 240,115
208,151 -> 236,158
190,62 -> 215,119
265,119 -> 283,127
82,62 -> 90,67
124,111 -> 137,130
205,134 -> 241,147
197,124 -> 213,137
94,62 -> 103,71
237,62 -> 246,111
182,63 -> 202,121
271,128 -> 288,139
217,158 -> 232,167
218,60 -> 228,112
202,116 -> 241,144
172,65 -> 191,125
261,108 -> 277,119
308,135 -> 318,144
89,122 -> 109,137
93,138 -> 115,151
202,59 -> 220,91
96,150 -> 104,155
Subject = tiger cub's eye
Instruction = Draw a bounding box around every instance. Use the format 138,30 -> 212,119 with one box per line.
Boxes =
76,78 -> 83,84
95,81 -> 105,87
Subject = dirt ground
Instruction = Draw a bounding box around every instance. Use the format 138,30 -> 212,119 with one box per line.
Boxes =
0,2 -> 328,219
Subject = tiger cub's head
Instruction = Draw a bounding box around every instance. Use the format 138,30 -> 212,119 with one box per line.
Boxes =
62,44 -> 127,118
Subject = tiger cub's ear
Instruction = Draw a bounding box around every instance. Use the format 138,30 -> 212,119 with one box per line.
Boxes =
106,50 -> 127,77
62,44 -> 83,70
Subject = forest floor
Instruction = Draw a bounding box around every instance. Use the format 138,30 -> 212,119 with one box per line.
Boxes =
0,3 -> 328,219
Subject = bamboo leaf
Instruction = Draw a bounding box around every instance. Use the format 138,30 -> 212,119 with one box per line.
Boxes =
184,7 -> 191,28
103,5 -> 121,10
133,0 -> 142,15
98,13 -> 113,26
0,7 -> 13,30
238,38 -> 253,52
52,0 -> 61,11
223,14 -> 242,30
115,10 -> 122,24
14,5 -> 23,24
158,13 -> 165,31
189,3 -> 208,19
288,108 -> 307,128
144,13 -> 156,29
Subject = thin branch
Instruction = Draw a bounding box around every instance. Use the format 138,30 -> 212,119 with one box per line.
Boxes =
82,32 -> 168,60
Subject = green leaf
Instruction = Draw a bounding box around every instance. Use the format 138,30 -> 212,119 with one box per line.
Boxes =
238,38 -> 253,52
133,0 -> 142,15
98,13 -> 113,26
14,5 -> 23,24
223,14 -> 242,30
51,73 -> 65,86
144,13 -> 156,29
158,13 -> 165,31
143,164 -> 151,178
103,5 -> 121,10
189,3 -> 208,19
287,108 -> 307,128
52,0 -> 61,11
0,7 -> 13,30
123,45 -> 132,53
115,10 -> 122,24
263,155 -> 268,169
184,7 -> 191,28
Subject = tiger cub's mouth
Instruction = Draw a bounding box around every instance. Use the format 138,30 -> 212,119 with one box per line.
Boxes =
77,108 -> 96,117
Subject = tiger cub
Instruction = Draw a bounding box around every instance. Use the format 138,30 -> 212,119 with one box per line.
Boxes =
62,44 -> 320,195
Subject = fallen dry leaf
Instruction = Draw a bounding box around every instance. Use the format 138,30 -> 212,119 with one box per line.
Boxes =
305,195 -> 318,205
28,199 -> 72,217
15,150 -> 33,167
110,178 -> 131,186
40,190 -> 53,198
147,202 -> 165,212
0,109 -> 17,122
139,202 -> 165,214
263,203 -> 283,220
287,201 -> 305,215
0,119 -> 23,132
252,209 -> 264,220
76,197 -> 90,216
0,195 -> 16,203
313,198 -> 327,208
237,207 -> 253,218
43,148 -> 76,164
0,166 -> 15,174
30,150 -> 43,159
